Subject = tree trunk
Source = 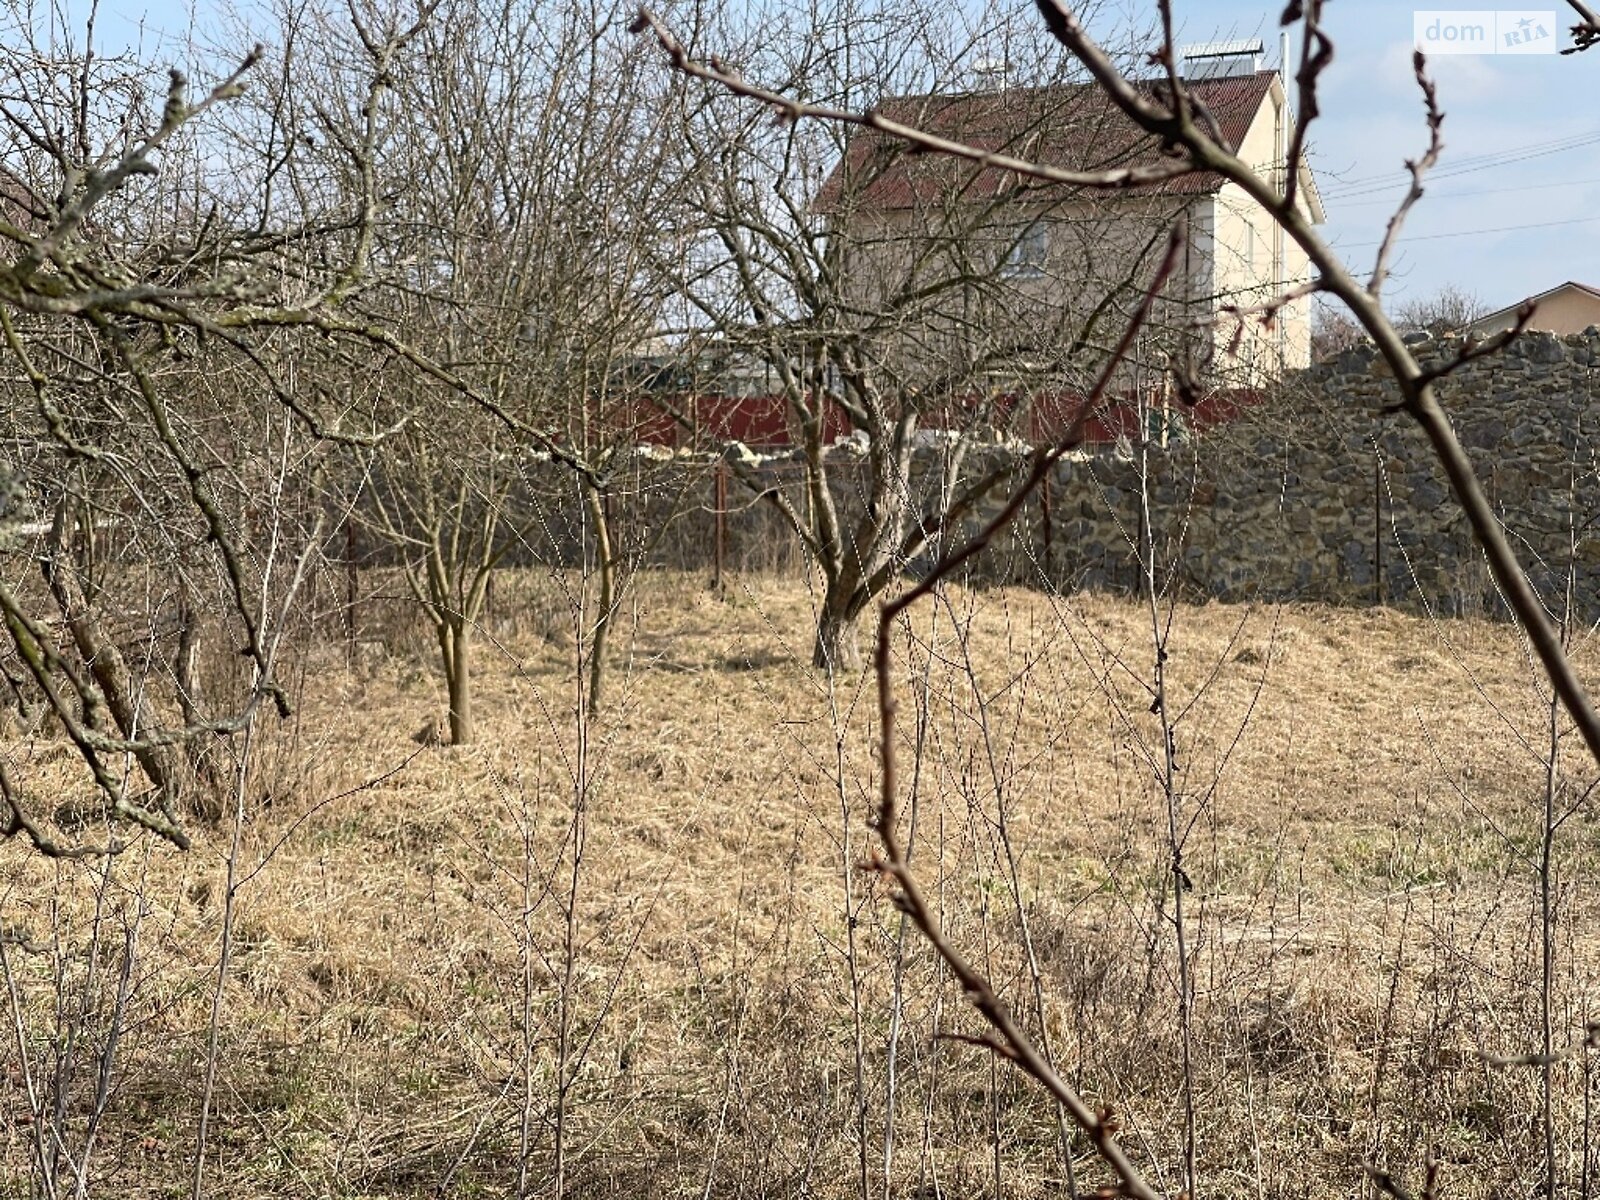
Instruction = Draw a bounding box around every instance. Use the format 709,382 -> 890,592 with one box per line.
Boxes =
441,620 -> 473,745
582,481 -> 616,718
174,588 -> 202,727
813,594 -> 864,673
43,506 -> 175,799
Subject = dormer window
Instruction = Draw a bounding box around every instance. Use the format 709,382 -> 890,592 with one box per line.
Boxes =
1002,221 -> 1048,278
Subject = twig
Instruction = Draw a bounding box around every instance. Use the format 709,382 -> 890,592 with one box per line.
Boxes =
1413,301 -> 1535,389
1280,0 -> 1332,216
1562,0 -> 1600,52
1369,52 -> 1442,299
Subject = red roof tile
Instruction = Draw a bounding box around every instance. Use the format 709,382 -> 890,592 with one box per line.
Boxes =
815,72 -> 1277,212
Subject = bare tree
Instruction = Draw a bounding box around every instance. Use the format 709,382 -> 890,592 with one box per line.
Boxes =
1392,284 -> 1487,335
0,0 -> 638,846
0,24 -> 347,854
1310,297 -> 1364,360
654,0 -> 1196,670
330,0 -> 688,737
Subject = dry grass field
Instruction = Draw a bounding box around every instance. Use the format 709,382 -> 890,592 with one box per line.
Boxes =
6,569 -> 1600,1198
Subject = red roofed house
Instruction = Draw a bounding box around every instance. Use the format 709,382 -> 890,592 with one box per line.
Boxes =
814,40 -> 1326,390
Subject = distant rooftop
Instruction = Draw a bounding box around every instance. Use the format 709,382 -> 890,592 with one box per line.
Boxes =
1477,279 -> 1600,322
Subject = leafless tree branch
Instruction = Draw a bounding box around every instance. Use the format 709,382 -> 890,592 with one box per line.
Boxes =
1369,51 -> 1442,298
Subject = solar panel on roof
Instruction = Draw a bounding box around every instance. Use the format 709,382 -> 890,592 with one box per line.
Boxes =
1178,39 -> 1265,79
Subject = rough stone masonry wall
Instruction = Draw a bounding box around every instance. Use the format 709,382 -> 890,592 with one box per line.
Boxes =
974,329 -> 1600,621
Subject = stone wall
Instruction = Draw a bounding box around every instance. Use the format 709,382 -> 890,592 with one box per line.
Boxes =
444,328 -> 1600,624
975,328 -> 1600,620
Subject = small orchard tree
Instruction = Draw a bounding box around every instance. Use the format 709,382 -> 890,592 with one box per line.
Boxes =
659,0 -> 1193,670
0,12 -> 415,853
335,0 -> 689,737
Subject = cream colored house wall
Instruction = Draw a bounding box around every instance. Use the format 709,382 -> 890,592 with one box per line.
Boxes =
833,196 -> 1189,385
1208,79 -> 1316,381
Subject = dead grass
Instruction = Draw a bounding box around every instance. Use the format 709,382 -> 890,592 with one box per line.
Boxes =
5,568 -> 1600,1198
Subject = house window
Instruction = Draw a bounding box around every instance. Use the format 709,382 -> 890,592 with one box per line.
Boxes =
1002,221 -> 1048,278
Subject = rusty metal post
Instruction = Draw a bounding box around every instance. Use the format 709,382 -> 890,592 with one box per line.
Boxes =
713,460 -> 727,594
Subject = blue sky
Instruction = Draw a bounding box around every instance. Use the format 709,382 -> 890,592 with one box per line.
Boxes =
62,0 -> 1598,313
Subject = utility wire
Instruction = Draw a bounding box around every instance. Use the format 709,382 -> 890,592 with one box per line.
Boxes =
1319,126 -> 1600,197
1334,174 -> 1600,208
1338,213 -> 1600,248
1322,136 -> 1600,201
1321,135 -> 1600,200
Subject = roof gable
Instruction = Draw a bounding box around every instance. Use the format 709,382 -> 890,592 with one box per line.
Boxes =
1470,280 -> 1600,330
1229,75 -> 1325,223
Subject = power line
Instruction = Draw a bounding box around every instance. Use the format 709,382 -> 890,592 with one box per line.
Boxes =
1322,136 -> 1600,202
1333,174 -> 1600,208
1319,126 -> 1600,196
1319,136 -> 1600,205
1338,213 -> 1600,249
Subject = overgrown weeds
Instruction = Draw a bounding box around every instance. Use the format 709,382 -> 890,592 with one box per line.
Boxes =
3,570 -> 1597,1197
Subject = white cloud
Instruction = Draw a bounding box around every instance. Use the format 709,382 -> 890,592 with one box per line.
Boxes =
1377,38 -> 1506,100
